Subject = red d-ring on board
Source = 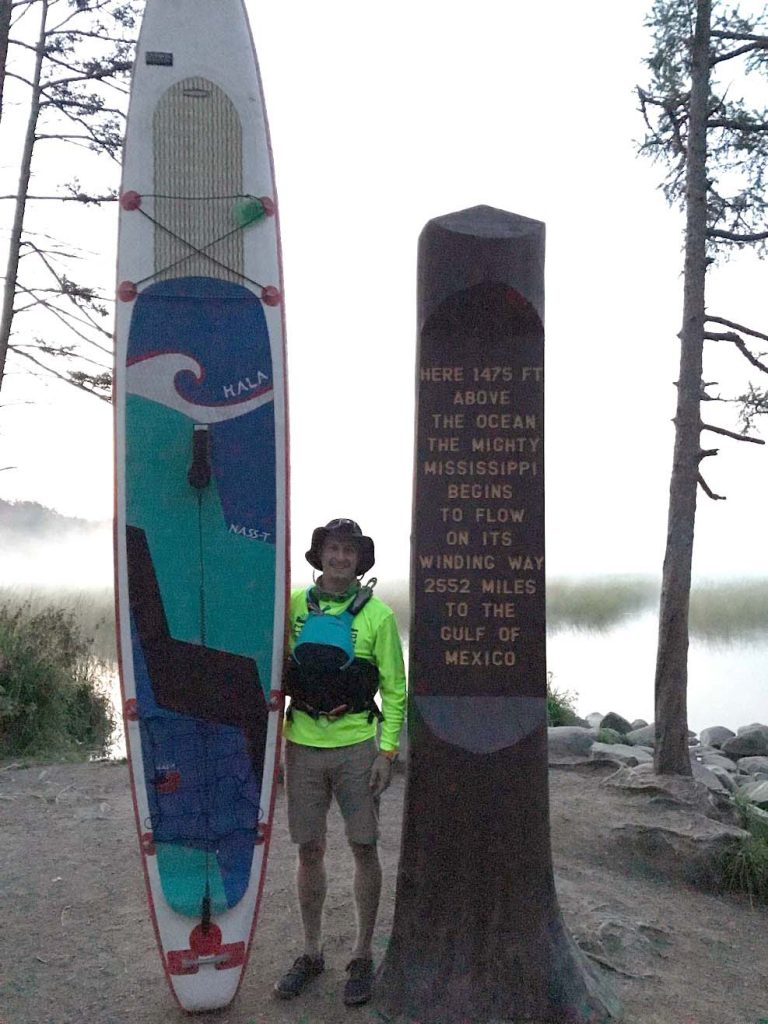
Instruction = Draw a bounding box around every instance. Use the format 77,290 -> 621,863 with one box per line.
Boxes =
259,196 -> 275,216
120,190 -> 142,211
155,769 -> 181,795
261,285 -> 281,307
268,690 -> 283,712
141,832 -> 156,856
124,698 -> 138,721
118,281 -> 138,302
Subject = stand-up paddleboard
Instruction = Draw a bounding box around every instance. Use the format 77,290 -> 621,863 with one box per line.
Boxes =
114,0 -> 287,1010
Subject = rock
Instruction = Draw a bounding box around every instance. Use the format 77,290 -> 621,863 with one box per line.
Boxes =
605,763 -> 742,826
736,756 -> 768,776
547,727 -> 598,763
590,742 -> 653,767
704,765 -> 739,794
585,712 -> 604,730
626,724 -> 656,746
722,727 -> 768,759
694,751 -> 738,772
690,763 -> 727,794
739,780 -> 768,809
600,712 -> 633,735
699,726 -> 735,749
737,722 -> 768,735
609,817 -> 748,890
630,719 -> 649,730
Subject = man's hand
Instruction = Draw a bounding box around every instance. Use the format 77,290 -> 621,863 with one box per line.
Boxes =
369,752 -> 396,797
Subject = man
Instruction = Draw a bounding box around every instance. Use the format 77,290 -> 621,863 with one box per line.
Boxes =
275,518 -> 406,1007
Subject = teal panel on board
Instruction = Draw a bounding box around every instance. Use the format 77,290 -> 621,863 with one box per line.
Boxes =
155,842 -> 228,916
126,394 -> 276,692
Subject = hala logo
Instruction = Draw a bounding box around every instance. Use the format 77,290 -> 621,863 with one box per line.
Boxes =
222,372 -> 269,400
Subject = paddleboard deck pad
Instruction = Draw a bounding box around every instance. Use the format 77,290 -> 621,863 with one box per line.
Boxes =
114,0 -> 287,1011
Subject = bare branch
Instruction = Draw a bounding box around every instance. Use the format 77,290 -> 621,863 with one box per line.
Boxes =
701,421 -> 766,444
707,316 -> 768,344
697,474 -> 726,501
711,41 -> 768,64
709,227 -> 768,243
9,345 -> 111,402
698,448 -> 720,459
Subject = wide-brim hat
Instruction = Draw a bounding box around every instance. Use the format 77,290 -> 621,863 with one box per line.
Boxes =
306,518 -> 375,575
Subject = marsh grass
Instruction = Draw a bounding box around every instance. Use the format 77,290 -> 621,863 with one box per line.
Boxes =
376,577 -> 768,643
0,593 -> 116,760
689,580 -> 768,644
547,577 -> 659,632
0,586 -> 115,661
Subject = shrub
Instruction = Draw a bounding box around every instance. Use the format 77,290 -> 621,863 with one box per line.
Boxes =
719,836 -> 768,905
0,601 -> 115,759
546,674 -> 581,727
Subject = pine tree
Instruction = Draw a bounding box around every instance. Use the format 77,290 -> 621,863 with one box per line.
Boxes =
639,0 -> 768,774
0,0 -> 138,401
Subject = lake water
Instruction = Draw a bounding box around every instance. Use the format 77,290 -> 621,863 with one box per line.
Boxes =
548,611 -> 768,734
106,611 -> 768,758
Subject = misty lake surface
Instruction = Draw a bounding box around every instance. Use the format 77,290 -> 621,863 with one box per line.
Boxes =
108,617 -> 767,760
547,611 -> 768,734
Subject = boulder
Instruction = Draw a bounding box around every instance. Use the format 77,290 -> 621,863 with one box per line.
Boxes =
625,724 -> 656,746
600,712 -> 633,735
694,751 -> 739,772
737,722 -> 768,735
585,712 -> 604,730
739,780 -> 768,809
605,763 -> 742,826
690,763 -> 727,794
609,817 -> 748,890
721,727 -> 768,759
704,765 -> 739,794
547,727 -> 597,763
736,756 -> 768,776
699,726 -> 735,749
590,742 -> 653,767
630,719 -> 649,730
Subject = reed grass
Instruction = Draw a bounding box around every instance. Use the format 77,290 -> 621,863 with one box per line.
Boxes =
0,597 -> 115,760
689,580 -> 768,644
546,577 -> 659,632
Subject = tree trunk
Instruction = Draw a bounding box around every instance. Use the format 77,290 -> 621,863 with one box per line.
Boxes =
653,0 -> 711,776
378,206 -> 620,1024
0,0 -> 11,122
0,0 -> 47,394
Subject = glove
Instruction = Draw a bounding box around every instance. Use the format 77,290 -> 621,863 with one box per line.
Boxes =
369,753 -> 395,797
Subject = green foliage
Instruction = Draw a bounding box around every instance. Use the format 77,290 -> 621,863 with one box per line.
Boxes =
0,600 -> 115,760
733,792 -> 768,843
546,674 -> 581,727
719,835 -> 768,905
598,727 -> 625,745
639,0 -> 768,252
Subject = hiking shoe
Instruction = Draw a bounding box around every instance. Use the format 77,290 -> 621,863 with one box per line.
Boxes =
343,957 -> 374,1006
274,954 -> 324,999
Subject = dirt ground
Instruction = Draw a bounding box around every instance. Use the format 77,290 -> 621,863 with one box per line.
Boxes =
1,758 -> 767,1024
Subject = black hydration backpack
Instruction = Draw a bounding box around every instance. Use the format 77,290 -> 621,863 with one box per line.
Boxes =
285,583 -> 383,722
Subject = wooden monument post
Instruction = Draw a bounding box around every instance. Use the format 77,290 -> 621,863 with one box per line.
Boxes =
378,206 -> 620,1024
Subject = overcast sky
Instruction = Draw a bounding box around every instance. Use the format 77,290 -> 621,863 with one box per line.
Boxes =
1,0 -> 766,587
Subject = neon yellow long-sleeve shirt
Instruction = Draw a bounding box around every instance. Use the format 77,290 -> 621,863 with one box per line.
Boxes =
282,585 -> 406,752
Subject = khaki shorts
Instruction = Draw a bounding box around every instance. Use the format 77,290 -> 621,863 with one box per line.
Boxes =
284,738 -> 380,846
